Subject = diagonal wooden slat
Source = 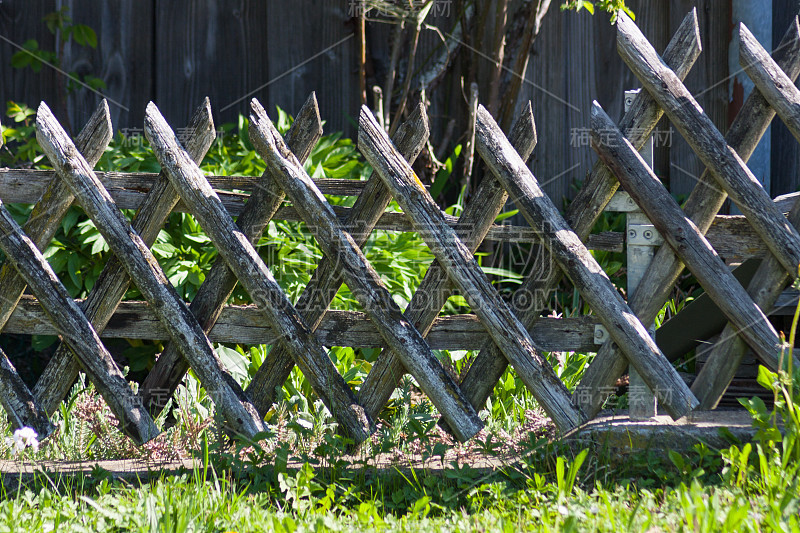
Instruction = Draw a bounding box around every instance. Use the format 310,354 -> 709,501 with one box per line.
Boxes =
33,99 -> 217,414
358,106 -> 585,432
691,22 -> 800,408
358,103 -> 538,420
139,93 -> 322,415
476,106 -> 698,419
244,104 -> 429,416
0,102 -> 112,330
616,12 -> 800,279
249,99 -> 484,442
0,201 -> 159,444
455,9 -> 702,416
576,13 -> 800,417
590,103 -> 786,365
35,102 -> 266,439
0,102 -> 112,437
143,102 -> 374,445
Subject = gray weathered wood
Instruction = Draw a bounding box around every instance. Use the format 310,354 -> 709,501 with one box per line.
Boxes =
0,101 -> 112,438
454,9 -> 703,416
0,101 -> 111,331
617,11 -> 800,278
576,15 -> 800,417
249,99 -> 484,442
359,103 -> 538,420
691,22 -> 800,408
143,102 -> 374,444
477,105 -> 698,419
245,104 -> 430,416
4,297 -> 601,352
591,102 -> 784,367
358,106 -> 585,432
35,102 -> 266,439
0,200 -> 159,444
140,93 -> 323,414
0,171 -> 627,249
33,99 -> 217,415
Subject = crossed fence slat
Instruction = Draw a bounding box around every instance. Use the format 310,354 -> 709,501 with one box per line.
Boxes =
590,103 -> 785,363
143,103 -> 375,444
690,22 -> 800,408
36,103 -> 267,439
475,106 -> 698,419
33,99 -> 217,415
453,9 -> 702,417
248,99 -> 484,442
138,92 -> 323,414
3,8 -> 800,447
358,103 -> 538,421
236,103 -> 429,417
358,107 -> 586,431
0,102 -> 112,437
577,12 -> 800,416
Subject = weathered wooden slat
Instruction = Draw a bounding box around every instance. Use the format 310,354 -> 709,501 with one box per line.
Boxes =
33,99 -> 217,415
0,101 -> 111,328
617,12 -> 800,278
0,200 -> 159,444
0,170 -> 623,251
35,102 -> 266,439
140,93 -> 323,414
143,102 -> 374,444
358,103 -> 538,420
4,297 -> 601,352
477,105 -> 698,419
454,9 -> 702,415
249,99 -> 484,442
0,101 -> 112,437
244,104 -> 430,416
358,106 -> 585,432
691,22 -> 800,408
591,102 -> 784,365
0,169 -> 371,200
576,14 -> 800,417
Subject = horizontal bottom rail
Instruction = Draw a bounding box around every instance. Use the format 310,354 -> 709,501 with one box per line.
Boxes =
4,297 -> 602,352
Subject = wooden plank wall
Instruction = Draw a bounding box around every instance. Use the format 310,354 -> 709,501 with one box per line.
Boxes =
0,0 -> 798,203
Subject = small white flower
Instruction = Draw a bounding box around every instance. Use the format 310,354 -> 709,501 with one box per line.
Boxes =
7,427 -> 39,455
558,504 -> 569,516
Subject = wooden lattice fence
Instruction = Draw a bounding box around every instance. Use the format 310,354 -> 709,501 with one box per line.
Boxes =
0,8 -> 798,449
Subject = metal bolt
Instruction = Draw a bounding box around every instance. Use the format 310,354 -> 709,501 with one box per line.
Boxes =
644,229 -> 653,240
628,229 -> 637,239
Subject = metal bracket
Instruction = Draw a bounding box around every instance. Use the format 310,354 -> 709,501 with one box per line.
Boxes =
594,324 -> 609,345
627,223 -> 663,246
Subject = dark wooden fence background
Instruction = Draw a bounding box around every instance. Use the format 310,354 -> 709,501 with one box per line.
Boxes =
1,0 -> 799,203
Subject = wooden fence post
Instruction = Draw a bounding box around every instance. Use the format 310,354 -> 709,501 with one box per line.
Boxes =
143,103 -> 375,445
358,106 -> 586,432
248,99 -> 484,442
